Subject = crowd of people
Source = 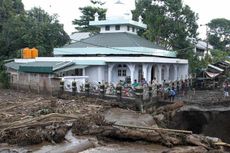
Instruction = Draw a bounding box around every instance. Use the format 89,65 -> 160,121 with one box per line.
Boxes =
91,76 -> 194,102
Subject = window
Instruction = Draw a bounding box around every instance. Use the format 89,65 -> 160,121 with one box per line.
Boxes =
115,25 -> 120,30
118,64 -> 127,77
105,25 -> 110,31
132,27 -> 135,32
75,69 -> 83,76
127,26 -> 130,31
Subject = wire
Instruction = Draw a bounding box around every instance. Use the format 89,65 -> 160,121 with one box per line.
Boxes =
68,38 -> 195,55
71,39 -> 178,54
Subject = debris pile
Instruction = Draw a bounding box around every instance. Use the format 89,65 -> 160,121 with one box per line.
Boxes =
0,89 -> 229,152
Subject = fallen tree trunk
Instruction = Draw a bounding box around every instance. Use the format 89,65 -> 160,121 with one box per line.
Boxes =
72,121 -> 217,149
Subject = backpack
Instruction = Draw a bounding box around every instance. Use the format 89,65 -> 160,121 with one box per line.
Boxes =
170,89 -> 176,96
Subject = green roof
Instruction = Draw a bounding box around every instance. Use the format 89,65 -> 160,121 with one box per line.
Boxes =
55,32 -> 177,57
6,61 -> 97,74
19,61 -> 62,73
63,32 -> 165,49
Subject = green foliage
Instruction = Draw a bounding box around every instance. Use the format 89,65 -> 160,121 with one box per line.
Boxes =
211,49 -> 229,63
186,50 -> 210,73
208,18 -> 230,51
72,1 -> 106,33
0,60 -> 10,89
0,1 -> 70,59
0,69 -> 10,89
132,0 -> 198,58
22,7 -> 70,56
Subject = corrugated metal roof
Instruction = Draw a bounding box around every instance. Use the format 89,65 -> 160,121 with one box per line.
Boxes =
70,32 -> 90,42
54,47 -> 176,57
5,62 -> 24,71
63,32 -> 165,49
74,60 -> 106,65
208,64 -> 224,72
55,65 -> 88,73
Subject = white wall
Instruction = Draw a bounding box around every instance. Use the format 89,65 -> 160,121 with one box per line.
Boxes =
85,66 -> 99,83
100,25 -> 137,34
111,64 -> 131,84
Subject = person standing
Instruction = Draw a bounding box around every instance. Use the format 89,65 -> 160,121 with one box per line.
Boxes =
223,81 -> 229,97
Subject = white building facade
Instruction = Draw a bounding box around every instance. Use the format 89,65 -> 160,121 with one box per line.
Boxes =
6,1 -> 189,85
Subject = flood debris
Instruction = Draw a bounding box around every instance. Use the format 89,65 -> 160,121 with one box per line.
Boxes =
0,89 -> 229,152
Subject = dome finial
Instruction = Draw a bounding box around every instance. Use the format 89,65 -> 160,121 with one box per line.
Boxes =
94,12 -> 99,21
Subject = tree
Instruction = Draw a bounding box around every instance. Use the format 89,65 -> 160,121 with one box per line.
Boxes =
72,0 -> 106,33
0,5 -> 70,58
22,7 -> 70,56
208,18 -> 230,51
211,49 -> 229,63
132,0 -> 198,58
0,0 -> 25,58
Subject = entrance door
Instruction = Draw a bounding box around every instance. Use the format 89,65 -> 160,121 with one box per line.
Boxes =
151,65 -> 156,81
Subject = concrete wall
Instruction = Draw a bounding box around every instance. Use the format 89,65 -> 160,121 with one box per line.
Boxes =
8,70 -> 60,95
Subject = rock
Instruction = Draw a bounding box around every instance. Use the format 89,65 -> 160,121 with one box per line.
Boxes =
154,114 -> 164,121
163,146 -> 208,153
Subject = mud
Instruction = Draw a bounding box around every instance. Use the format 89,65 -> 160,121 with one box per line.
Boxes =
0,89 -> 229,152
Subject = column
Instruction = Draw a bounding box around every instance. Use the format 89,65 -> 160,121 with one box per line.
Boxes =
83,68 -> 86,76
98,66 -> 104,82
142,64 -> 148,82
108,64 -> 115,83
147,65 -> 152,83
165,65 -> 170,81
184,64 -> 189,79
174,65 -> 178,81
127,64 -> 135,83
154,65 -> 158,79
157,64 -> 162,83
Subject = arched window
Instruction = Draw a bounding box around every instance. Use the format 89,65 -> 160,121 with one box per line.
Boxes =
118,64 -> 127,76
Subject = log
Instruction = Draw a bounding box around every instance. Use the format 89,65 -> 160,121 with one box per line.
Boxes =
215,142 -> 230,148
157,101 -> 184,113
114,123 -> 193,134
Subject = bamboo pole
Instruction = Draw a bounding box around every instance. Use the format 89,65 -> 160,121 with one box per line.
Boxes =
114,123 -> 193,134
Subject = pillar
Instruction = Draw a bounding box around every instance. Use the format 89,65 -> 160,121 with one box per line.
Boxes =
83,68 -> 86,76
165,65 -> 170,81
108,64 -> 115,83
174,65 -> 178,81
147,65 -> 152,83
157,64 -> 162,83
127,64 -> 135,83
142,64 -> 148,82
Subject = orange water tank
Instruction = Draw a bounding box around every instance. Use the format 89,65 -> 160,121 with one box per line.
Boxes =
31,48 -> 38,58
22,48 -> 32,59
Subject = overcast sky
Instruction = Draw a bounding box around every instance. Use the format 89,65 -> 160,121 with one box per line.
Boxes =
22,0 -> 230,38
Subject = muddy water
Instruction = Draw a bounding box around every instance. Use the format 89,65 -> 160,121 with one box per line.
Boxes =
0,131 -> 92,153
82,143 -> 168,153
0,132 -> 168,153
30,130 -> 93,153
